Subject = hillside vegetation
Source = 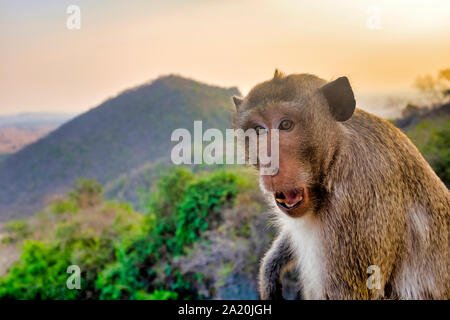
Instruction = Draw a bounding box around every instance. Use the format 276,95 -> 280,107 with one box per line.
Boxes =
396,103 -> 450,186
0,167 -> 282,299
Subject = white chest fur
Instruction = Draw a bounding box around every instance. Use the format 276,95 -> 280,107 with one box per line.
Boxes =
278,213 -> 325,299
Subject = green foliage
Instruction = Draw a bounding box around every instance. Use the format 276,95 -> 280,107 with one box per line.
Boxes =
0,179 -> 146,300
146,166 -> 194,240
217,263 -> 234,287
173,171 -> 239,254
0,241 -> 79,299
95,243 -> 150,299
406,117 -> 450,185
95,168 -> 241,299
4,220 -> 30,239
134,289 -> 178,300
420,124 -> 450,185
0,168 -> 248,300
50,198 -> 79,215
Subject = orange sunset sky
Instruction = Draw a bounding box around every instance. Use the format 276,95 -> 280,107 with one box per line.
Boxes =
1,0 -> 449,117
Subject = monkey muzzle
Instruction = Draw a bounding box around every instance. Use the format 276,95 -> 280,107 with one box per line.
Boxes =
274,188 -> 304,211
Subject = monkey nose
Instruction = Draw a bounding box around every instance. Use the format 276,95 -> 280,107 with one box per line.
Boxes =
284,189 -> 304,206
274,188 -> 304,210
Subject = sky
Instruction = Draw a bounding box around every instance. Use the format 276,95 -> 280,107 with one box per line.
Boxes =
1,0 -> 449,117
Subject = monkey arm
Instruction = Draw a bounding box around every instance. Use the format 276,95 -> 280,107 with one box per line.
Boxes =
258,233 -> 295,300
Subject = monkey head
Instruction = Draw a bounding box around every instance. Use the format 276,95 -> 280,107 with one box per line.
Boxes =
233,70 -> 355,218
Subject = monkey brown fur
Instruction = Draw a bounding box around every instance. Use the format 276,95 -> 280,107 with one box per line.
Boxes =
233,70 -> 450,300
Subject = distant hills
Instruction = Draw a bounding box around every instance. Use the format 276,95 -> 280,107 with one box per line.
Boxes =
0,126 -> 54,155
0,75 -> 239,220
395,102 -> 450,130
0,113 -> 74,155
0,113 -> 75,129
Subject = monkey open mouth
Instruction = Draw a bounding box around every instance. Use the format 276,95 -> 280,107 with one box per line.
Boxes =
274,188 -> 304,211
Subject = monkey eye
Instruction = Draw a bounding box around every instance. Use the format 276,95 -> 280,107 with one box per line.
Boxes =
279,119 -> 293,130
254,125 -> 267,135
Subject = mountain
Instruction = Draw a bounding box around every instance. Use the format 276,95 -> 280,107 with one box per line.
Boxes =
0,75 -> 239,220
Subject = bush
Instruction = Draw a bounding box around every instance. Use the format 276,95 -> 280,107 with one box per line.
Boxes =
95,238 -> 157,300
135,289 -> 178,300
50,198 -> 79,215
145,166 -> 194,246
0,188 -> 145,299
173,171 -> 239,254
0,241 -> 79,299
96,168 -> 241,299
406,117 -> 450,186
421,124 -> 450,185
4,220 -> 30,239
0,168 -> 248,300
69,178 -> 103,208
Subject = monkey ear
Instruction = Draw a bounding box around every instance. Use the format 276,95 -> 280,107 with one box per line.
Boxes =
320,77 -> 356,122
232,96 -> 244,111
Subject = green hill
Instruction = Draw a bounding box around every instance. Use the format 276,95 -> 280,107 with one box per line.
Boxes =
397,103 -> 450,186
0,75 -> 239,220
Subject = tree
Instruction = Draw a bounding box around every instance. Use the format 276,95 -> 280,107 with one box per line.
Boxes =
401,103 -> 422,118
438,68 -> 450,98
69,178 -> 103,208
414,68 -> 450,106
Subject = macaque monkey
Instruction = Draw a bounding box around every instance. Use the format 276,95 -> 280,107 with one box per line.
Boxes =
233,70 -> 449,299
